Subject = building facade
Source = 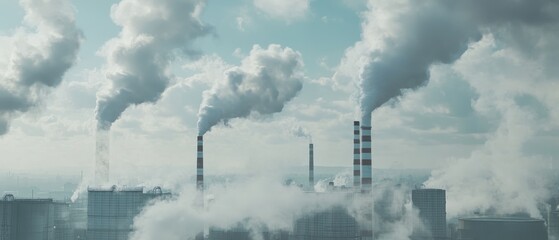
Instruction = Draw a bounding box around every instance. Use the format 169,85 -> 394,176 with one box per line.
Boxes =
0,194 -> 56,240
292,205 -> 360,240
87,186 -> 168,240
412,188 -> 447,240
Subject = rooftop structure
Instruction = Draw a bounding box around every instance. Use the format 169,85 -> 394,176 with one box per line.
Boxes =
457,217 -> 547,240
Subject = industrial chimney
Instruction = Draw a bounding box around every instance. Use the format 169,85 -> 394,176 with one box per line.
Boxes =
309,143 -> 314,191
353,121 -> 361,191
361,124 -> 372,193
196,135 -> 204,192
195,136 -> 205,240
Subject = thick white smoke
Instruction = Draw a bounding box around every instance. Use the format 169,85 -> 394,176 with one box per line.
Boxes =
130,176 -> 346,240
0,0 -> 81,135
95,0 -> 210,130
354,0 -> 559,125
425,101 -> 549,218
423,32 -> 559,218
197,44 -> 304,135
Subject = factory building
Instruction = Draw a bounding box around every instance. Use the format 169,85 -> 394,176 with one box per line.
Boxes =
87,186 -> 169,240
456,217 -> 547,240
53,202 -> 73,240
70,195 -> 88,240
292,202 -> 360,240
412,188 -> 447,240
0,194 -> 72,240
549,209 -> 559,240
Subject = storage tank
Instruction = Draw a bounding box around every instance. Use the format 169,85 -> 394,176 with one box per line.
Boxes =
457,217 -> 547,240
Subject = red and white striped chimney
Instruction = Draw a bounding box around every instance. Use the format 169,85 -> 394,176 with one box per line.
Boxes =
309,143 -> 314,191
361,124 -> 372,193
353,121 -> 361,190
196,135 -> 204,192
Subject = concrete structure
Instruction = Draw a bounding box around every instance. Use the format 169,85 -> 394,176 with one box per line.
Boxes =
0,194 -> 57,240
412,188 -> 447,240
457,217 -> 547,240
353,121 -> 361,191
87,186 -> 169,240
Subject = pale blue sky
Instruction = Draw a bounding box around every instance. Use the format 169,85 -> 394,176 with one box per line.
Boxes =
0,0 -> 558,184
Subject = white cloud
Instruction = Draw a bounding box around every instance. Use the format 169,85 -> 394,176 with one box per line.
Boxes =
253,0 -> 309,21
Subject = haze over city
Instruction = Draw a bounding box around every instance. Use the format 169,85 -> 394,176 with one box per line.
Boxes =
1,0 -> 559,240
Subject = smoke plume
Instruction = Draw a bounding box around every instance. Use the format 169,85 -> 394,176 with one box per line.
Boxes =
356,0 -> 559,125
424,101 -> 550,218
0,0 -> 81,135
197,44 -> 304,135
357,0 -> 481,125
289,125 -> 312,143
95,0 -> 210,130
130,176 -> 345,240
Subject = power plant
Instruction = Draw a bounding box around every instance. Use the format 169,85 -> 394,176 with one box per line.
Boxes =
1,121 -> 552,240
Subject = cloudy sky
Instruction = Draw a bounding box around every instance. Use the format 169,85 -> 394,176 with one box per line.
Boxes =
0,0 -> 558,185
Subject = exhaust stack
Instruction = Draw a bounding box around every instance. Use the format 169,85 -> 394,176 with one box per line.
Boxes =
361,125 -> 372,192
195,135 -> 204,240
309,143 -> 314,191
197,136 -> 204,192
353,121 -> 361,190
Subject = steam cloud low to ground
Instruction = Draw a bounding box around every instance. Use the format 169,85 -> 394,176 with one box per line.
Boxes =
0,0 -> 81,136
197,44 -> 305,135
130,175 -> 424,240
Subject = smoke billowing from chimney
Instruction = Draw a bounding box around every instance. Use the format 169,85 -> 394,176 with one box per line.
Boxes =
290,125 -> 312,143
197,44 -> 304,135
358,0 -> 481,125
356,0 -> 559,125
95,129 -> 110,184
0,0 -> 81,135
94,0 -> 210,130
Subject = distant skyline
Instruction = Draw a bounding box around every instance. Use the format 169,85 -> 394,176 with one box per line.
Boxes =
0,0 -> 558,185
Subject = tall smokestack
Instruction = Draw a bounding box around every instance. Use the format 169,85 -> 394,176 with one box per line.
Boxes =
354,121 -> 361,191
95,129 -> 109,184
361,124 -> 372,193
195,135 -> 204,240
309,143 -> 314,191
197,136 -> 204,192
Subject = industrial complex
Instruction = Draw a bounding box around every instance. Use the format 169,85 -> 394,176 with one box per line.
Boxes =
0,121 -> 555,240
